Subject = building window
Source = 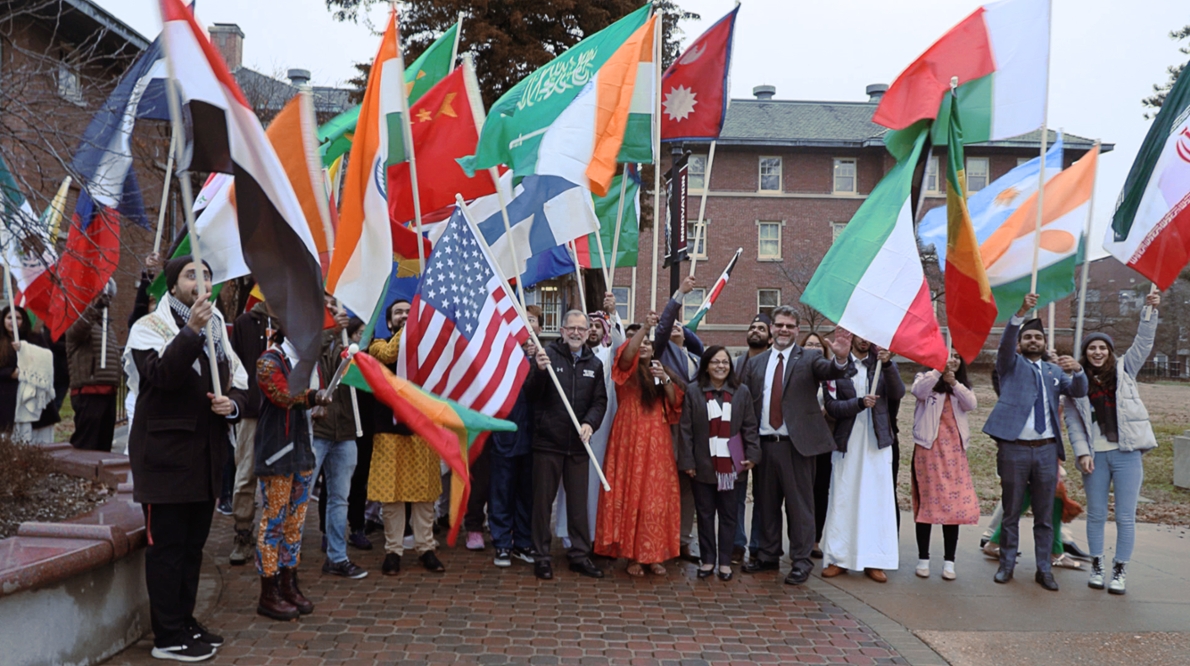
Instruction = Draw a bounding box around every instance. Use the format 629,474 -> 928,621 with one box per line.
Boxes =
536,283 -> 563,333
757,221 -> 782,260
759,156 -> 782,192
966,157 -> 989,192
833,158 -> 857,194
57,62 -> 84,105
831,221 -> 847,243
757,289 -> 781,318
1017,157 -> 1032,167
683,288 -> 706,324
688,153 -> 707,191
611,286 -> 632,322
687,220 -> 708,258
926,155 -> 942,193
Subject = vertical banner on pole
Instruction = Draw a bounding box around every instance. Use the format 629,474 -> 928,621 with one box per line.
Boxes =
664,153 -> 690,267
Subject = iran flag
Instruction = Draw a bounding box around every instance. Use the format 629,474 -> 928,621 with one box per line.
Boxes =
1106,61 -> 1190,290
159,0 -> 324,390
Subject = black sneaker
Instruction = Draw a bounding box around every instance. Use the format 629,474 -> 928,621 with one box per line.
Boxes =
215,499 -> 233,516
186,621 -> 223,647
494,549 -> 512,568
151,641 -> 216,662
347,530 -> 373,550
511,547 -> 536,564
382,552 -> 401,576
322,558 -> 369,579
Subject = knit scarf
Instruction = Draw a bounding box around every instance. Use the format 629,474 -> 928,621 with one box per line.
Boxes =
705,390 -> 735,491
168,295 -> 227,364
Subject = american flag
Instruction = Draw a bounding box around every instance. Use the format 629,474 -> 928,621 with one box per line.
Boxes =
399,205 -> 530,420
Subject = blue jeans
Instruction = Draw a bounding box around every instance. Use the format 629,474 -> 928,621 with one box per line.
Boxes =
312,438 -> 358,564
1082,448 -> 1144,563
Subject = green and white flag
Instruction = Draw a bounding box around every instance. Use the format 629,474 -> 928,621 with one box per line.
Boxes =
0,153 -> 57,294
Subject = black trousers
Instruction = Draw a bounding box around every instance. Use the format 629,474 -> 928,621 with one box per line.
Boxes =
69,392 -> 116,452
347,434 -> 373,532
464,445 -> 492,532
755,437 -> 816,575
531,450 -> 590,563
691,479 -> 738,568
891,437 -> 901,533
142,500 -> 214,647
916,523 -> 960,561
813,452 -> 832,543
998,440 -> 1059,573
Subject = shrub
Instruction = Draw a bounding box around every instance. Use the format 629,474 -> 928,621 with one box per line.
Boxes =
0,434 -> 55,500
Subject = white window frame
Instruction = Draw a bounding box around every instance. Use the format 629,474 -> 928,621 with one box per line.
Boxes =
831,221 -> 847,243
687,219 -> 708,259
683,288 -> 706,323
759,156 -> 782,192
966,157 -> 990,193
535,283 -> 564,333
611,286 -> 633,323
57,62 -> 84,106
925,155 -> 943,194
688,153 -> 707,192
757,220 -> 783,261
757,289 -> 781,318
833,157 -> 857,194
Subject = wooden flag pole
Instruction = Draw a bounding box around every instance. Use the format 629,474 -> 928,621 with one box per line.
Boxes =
630,265 -> 638,323
689,140 -> 717,277
1073,140 -> 1101,352
1047,302 -> 1056,354
154,87 -> 178,256
608,167 -> 630,290
687,217 -> 704,278
159,17 -> 222,397
1028,0 -> 1053,318
456,194 -> 611,491
450,11 -> 464,67
649,13 -> 663,313
391,8 -> 426,273
568,240 -> 586,310
591,214 -> 611,290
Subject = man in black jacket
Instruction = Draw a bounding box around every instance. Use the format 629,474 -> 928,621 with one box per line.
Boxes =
528,310 -> 607,580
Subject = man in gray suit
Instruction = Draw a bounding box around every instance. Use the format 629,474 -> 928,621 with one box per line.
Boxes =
743,306 -> 853,585
984,293 -> 1087,591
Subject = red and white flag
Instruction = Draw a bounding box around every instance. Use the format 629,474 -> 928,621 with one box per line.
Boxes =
660,6 -> 738,142
159,0 -> 324,389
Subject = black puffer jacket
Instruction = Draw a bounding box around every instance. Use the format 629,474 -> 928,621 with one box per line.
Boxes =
526,338 -> 607,456
824,352 -> 905,453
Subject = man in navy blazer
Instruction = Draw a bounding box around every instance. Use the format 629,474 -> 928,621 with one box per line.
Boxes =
983,293 -> 1087,591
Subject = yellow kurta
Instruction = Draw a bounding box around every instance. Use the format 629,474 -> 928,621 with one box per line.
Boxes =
364,334 -> 443,504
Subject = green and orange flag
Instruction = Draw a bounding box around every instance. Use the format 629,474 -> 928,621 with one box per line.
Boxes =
944,94 -> 997,362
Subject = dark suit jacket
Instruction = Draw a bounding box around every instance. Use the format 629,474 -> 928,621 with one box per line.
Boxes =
677,381 -> 761,484
745,345 -> 851,457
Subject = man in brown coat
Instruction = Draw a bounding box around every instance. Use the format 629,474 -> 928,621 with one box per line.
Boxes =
66,281 -> 122,451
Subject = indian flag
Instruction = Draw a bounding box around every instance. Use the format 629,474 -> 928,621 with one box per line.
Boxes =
873,0 -> 1049,144
326,10 -> 402,319
980,144 -> 1100,320
801,125 -> 948,370
1106,62 -> 1190,291
536,15 -> 657,197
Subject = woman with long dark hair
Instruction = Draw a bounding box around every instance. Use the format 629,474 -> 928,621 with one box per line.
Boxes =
0,305 -> 33,433
1063,292 -> 1161,595
909,350 -> 979,581
595,321 -> 684,577
678,346 -> 759,580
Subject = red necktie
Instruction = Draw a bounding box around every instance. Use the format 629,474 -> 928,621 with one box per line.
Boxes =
769,353 -> 784,430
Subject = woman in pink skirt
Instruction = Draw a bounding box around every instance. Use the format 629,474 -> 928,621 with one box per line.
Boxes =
910,351 -> 980,581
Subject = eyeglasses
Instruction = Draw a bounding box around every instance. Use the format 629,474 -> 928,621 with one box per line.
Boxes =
771,323 -> 798,330
562,326 -> 588,333
708,360 -> 732,366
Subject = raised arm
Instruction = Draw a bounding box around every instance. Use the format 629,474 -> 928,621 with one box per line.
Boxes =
1121,292 -> 1160,377
911,370 -> 942,400
619,324 -> 648,372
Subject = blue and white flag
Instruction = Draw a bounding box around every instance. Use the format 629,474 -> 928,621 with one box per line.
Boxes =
918,133 -> 1064,268
472,174 -> 600,287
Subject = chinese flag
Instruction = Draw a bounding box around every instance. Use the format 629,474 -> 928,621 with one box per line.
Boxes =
388,63 -> 498,224
660,6 -> 739,142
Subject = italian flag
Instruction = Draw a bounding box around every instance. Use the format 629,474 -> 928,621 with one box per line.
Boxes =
873,0 -> 1049,144
686,247 -> 742,332
981,144 -> 1099,320
801,126 -> 948,370
1106,61 -> 1190,290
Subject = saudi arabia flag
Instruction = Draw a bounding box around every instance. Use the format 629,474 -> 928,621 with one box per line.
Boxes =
1106,60 -> 1190,291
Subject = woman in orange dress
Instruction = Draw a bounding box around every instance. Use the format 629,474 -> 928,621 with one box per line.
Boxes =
595,323 -> 684,576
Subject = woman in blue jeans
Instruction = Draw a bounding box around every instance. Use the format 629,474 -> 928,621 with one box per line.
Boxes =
1063,291 -> 1161,595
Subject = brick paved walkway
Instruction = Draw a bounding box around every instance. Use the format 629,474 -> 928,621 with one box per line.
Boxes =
108,510 -> 909,665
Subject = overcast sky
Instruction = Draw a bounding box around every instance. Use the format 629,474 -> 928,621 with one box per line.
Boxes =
97,0 -> 1188,259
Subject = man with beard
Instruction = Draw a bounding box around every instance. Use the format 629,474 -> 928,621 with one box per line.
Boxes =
732,313 -> 772,564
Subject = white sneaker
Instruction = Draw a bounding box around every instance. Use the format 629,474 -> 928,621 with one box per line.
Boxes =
915,559 -> 930,578
941,561 -> 956,581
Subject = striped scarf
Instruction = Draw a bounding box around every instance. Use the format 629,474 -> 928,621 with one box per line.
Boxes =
705,390 -> 735,491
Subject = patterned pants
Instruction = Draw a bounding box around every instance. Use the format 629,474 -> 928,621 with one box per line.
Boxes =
256,470 -> 314,577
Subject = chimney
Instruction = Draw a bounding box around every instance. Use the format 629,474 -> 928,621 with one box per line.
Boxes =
753,84 -> 776,100
866,83 -> 889,103
288,69 -> 311,86
209,23 -> 245,71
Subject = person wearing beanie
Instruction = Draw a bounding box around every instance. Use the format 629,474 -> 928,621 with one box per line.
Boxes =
123,256 -> 248,661
982,293 -> 1087,592
1063,291 -> 1162,596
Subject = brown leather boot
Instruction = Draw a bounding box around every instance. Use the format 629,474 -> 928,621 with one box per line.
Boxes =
257,574 -> 300,620
279,567 -> 314,615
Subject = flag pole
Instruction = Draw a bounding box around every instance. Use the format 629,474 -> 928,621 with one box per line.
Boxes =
159,13 -> 222,397
1028,0 -> 1053,317
687,212 -> 704,278
689,140 -> 717,277
608,166 -> 630,290
913,145 -> 935,224
1073,140 -> 1101,353
450,11 -> 464,66
456,194 -> 611,491
650,12 -> 663,313
153,86 -> 178,256
3,264 -> 18,345
391,6 -> 427,273
569,240 -> 586,310
630,265 -> 638,323
591,211 -> 611,290
46,176 -> 72,245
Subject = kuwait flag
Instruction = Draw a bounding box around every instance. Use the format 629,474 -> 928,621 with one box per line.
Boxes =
660,5 -> 738,142
943,96 -> 997,363
874,0 -> 1049,145
801,125 -> 948,370
326,10 -> 402,322
160,0 -> 325,390
1106,60 -> 1190,290
686,247 -> 742,332
981,144 -> 1099,320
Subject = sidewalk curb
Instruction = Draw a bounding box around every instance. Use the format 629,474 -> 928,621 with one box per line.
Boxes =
807,575 -> 950,666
